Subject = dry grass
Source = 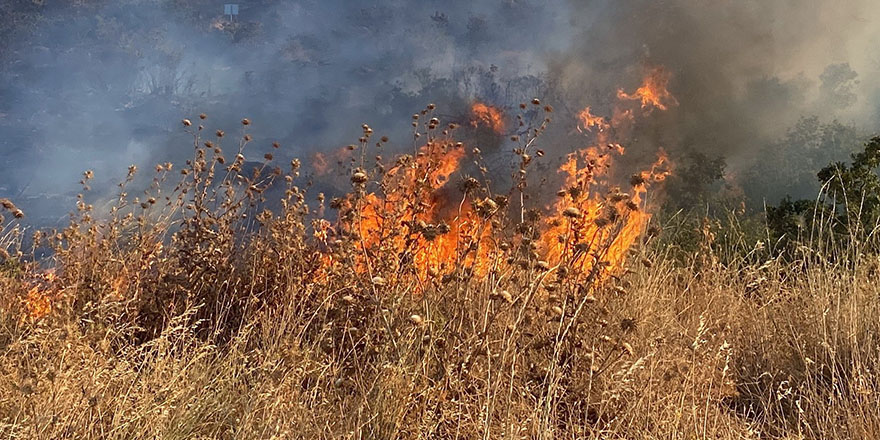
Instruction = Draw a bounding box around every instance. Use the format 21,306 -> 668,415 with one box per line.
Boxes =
0,110 -> 878,439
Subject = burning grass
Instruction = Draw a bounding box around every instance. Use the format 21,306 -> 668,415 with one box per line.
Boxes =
0,97 -> 878,438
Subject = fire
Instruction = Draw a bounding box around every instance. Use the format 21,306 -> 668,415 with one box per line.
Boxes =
540,67 -> 676,282
617,67 -> 678,111
23,270 -> 57,321
471,102 -> 505,134
314,68 -> 676,290
334,141 -> 496,284
539,148 -> 670,281
110,270 -> 129,299
577,107 -> 609,133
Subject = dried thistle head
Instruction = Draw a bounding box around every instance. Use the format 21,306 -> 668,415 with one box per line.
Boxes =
351,171 -> 368,184
630,174 -> 647,187
609,192 -> 629,203
476,197 -> 498,217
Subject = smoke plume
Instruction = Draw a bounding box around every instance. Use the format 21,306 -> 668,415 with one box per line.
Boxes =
1,0 -> 879,223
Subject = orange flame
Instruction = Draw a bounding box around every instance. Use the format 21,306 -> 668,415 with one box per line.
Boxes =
471,102 -> 505,134
617,67 -> 678,111
577,107 -> 609,133
540,149 -> 670,281
23,270 -> 57,321
314,66 -> 677,291
338,141 -> 493,284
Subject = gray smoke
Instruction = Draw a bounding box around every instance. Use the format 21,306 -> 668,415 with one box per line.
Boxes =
552,0 -> 880,173
0,0 -> 574,223
1,0 -> 879,224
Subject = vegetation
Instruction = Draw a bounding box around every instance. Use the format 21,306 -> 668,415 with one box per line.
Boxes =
765,136 -> 880,255
1,108 -> 879,440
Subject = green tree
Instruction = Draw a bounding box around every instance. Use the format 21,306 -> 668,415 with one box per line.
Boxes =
766,136 -> 880,253
817,136 -> 880,236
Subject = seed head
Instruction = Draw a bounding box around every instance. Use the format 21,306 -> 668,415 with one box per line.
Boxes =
621,318 -> 637,332
491,290 -> 514,304
351,171 -> 368,184
630,174 -> 647,186
241,118 -> 251,126
609,192 -> 630,203
563,207 -> 581,218
182,119 -> 192,127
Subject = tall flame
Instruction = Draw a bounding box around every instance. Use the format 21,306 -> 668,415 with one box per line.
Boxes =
337,141 -> 496,284
539,149 -> 670,281
319,66 -> 677,289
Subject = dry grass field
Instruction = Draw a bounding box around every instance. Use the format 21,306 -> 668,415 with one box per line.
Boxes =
0,105 -> 878,439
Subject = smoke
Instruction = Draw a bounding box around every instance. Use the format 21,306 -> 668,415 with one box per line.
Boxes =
0,0 -> 572,222
552,0 -> 880,171
1,0 -> 880,223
